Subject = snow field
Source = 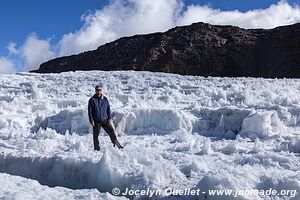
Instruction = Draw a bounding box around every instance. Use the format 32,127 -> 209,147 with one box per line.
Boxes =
0,71 -> 299,199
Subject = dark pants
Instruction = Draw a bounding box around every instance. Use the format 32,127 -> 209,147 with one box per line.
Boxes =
93,120 -> 117,150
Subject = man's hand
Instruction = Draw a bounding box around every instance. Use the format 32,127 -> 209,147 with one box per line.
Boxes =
91,121 -> 95,126
108,119 -> 112,124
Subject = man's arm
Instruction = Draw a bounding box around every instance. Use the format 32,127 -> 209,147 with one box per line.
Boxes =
88,99 -> 94,126
107,99 -> 112,122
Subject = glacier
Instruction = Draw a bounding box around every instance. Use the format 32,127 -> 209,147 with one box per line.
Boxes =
0,70 -> 299,199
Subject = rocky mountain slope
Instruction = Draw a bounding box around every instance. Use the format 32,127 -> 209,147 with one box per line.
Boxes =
31,22 -> 300,78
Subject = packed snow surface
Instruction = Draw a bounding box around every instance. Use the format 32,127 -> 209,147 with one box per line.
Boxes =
0,70 -> 299,199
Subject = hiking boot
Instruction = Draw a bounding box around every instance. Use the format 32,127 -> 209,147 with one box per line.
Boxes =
114,140 -> 124,149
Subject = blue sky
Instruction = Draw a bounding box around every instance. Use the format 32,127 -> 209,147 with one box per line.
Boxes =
0,0 -> 108,54
0,0 -> 300,73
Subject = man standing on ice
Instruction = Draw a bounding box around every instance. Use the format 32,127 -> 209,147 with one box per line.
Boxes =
88,84 -> 123,151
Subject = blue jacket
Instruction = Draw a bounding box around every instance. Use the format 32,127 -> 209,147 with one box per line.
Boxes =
88,94 -> 111,123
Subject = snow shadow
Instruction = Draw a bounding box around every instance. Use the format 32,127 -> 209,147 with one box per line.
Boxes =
0,151 -> 130,193
31,108 -> 193,136
191,107 -> 252,139
30,106 -> 280,141
31,109 -> 90,135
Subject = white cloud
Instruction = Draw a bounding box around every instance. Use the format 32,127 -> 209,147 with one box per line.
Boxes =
58,0 -> 182,56
20,33 -> 56,71
0,57 -> 16,74
7,42 -> 18,54
177,0 -> 300,29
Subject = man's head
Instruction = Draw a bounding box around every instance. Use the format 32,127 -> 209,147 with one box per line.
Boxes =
95,85 -> 103,96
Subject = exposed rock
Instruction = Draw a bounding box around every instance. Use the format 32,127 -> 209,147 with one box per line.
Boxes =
31,22 -> 300,78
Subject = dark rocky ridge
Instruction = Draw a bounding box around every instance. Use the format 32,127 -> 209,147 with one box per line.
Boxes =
31,22 -> 300,78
